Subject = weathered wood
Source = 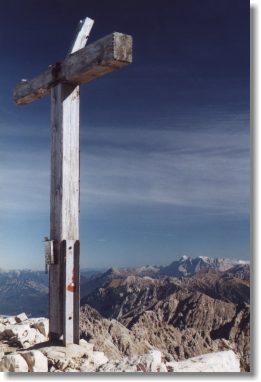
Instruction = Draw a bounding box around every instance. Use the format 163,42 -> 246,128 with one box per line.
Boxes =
68,17 -> 94,54
49,83 -> 80,340
14,32 -> 132,105
61,17 -> 93,345
49,17 -> 94,344
44,240 -> 54,273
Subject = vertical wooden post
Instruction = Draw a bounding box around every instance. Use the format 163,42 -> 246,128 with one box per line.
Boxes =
49,17 -> 94,345
50,83 -> 80,344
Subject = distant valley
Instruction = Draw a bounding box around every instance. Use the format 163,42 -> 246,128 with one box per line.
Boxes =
0,268 -> 101,316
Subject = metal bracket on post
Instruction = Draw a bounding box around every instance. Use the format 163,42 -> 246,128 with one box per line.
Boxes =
44,240 -> 55,274
61,239 -> 80,345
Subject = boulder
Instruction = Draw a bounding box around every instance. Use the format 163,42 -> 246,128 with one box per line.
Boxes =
3,324 -> 46,348
98,350 -> 163,372
40,343 -> 93,360
31,319 -> 49,338
158,363 -> 168,372
0,354 -> 28,372
79,338 -> 94,351
98,361 -> 137,372
3,324 -> 31,339
92,351 -> 108,367
15,313 -> 28,323
39,343 -> 94,371
0,323 -> 6,336
142,350 -> 162,372
166,350 -> 240,372
20,350 -> 48,372
79,361 -> 93,372
3,317 -> 16,325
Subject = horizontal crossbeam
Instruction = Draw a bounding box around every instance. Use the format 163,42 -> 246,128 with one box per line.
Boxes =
14,32 -> 132,105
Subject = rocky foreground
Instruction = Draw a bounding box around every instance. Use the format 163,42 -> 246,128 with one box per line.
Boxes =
0,313 -> 240,373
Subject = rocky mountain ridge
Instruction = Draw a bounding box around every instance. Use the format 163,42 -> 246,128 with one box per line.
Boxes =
80,265 -> 250,371
80,256 -> 250,299
0,256 -> 249,316
0,313 -> 240,372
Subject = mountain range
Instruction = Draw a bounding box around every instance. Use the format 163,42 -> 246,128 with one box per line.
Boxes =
79,257 -> 250,371
0,256 -> 249,316
0,256 -> 250,370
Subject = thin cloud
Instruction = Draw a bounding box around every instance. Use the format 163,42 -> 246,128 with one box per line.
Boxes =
0,120 -> 249,219
80,123 -> 249,217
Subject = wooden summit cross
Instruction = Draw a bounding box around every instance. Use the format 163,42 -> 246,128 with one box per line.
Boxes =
13,17 -> 132,345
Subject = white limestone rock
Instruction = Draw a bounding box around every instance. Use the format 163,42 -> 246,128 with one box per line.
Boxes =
92,351 -> 108,367
79,360 -> 93,372
56,358 -> 70,371
166,350 -> 240,372
143,350 -> 162,372
40,343 -> 92,360
40,343 -> 94,371
15,313 -> 28,323
0,323 -> 6,337
3,324 -> 31,339
3,317 -> 16,325
0,353 -> 28,372
159,363 -> 168,372
98,361 -> 137,372
31,319 -> 49,338
20,350 -> 48,372
64,367 -> 80,372
3,324 -> 46,348
98,349 -> 162,372
21,328 -> 46,348
34,331 -> 47,344
79,338 -> 94,351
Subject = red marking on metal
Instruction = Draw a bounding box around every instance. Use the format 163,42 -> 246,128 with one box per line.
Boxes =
67,269 -> 76,292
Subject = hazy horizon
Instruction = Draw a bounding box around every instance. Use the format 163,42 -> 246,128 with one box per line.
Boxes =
0,254 -> 251,273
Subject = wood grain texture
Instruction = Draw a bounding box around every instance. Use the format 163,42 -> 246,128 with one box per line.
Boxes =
49,18 -> 93,344
68,17 -> 94,55
49,83 -> 80,339
14,32 -> 132,105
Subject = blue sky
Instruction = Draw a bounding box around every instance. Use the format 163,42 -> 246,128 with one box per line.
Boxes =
0,0 -> 250,270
